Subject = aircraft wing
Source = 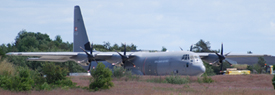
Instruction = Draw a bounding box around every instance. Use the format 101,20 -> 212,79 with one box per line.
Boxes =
6,52 -> 79,62
6,52 -> 135,64
196,53 -> 271,58
195,52 -> 271,64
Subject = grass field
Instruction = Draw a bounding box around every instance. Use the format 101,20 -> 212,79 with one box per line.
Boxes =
1,74 -> 275,95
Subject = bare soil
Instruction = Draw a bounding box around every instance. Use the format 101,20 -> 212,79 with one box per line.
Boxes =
1,74 -> 275,95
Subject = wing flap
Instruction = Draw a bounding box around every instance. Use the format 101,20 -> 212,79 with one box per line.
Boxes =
27,58 -> 68,62
6,52 -> 78,62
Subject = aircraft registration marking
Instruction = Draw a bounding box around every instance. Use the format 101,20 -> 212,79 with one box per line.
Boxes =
154,60 -> 169,63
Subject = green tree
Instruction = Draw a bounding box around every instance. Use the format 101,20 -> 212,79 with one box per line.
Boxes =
5,30 -> 83,73
193,39 -> 217,52
103,41 -> 111,51
111,43 -> 119,51
256,57 -> 266,73
55,35 -> 62,43
0,48 -> 5,57
89,62 -> 114,90
257,57 -> 266,67
54,35 -> 62,47
161,46 -> 167,52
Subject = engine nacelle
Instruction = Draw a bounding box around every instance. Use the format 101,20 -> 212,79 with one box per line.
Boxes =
201,54 -> 219,64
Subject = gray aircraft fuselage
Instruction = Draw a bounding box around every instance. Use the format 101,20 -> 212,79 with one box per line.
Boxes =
76,51 -> 205,76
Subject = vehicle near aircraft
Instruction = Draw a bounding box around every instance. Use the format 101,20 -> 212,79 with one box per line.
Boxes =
6,5 -> 271,76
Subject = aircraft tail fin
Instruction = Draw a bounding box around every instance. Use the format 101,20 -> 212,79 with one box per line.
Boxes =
73,5 -> 91,52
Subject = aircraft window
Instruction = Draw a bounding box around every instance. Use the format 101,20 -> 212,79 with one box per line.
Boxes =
193,55 -> 200,62
190,55 -> 194,60
185,54 -> 201,63
181,54 -> 189,60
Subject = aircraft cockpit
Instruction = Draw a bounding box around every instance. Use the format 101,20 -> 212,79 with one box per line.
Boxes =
181,54 -> 201,63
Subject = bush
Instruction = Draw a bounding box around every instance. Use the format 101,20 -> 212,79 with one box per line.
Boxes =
0,67 -> 34,91
165,74 -> 190,84
197,74 -> 214,83
112,66 -> 126,78
42,63 -> 69,84
54,78 -> 76,87
38,63 -> 76,90
0,60 -> 76,91
125,72 -> 140,81
35,82 -> 51,91
112,66 -> 139,81
89,62 -> 114,91
32,71 -> 46,86
247,64 -> 262,74
0,59 -> 16,76
203,62 -> 216,76
147,76 -> 166,83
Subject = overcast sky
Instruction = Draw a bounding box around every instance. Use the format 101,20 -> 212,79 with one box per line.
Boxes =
1,0 -> 275,55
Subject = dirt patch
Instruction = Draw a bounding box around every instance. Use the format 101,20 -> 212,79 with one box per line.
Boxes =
1,74 -> 275,95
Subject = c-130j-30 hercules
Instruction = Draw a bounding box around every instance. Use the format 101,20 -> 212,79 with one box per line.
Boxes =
6,5 -> 271,76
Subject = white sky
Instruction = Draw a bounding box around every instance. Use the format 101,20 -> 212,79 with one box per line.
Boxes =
0,0 -> 275,55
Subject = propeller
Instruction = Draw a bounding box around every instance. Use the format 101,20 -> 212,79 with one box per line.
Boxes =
179,44 -> 193,51
179,47 -> 183,51
215,43 -> 231,73
190,44 -> 193,51
116,43 -> 135,68
80,43 -> 97,71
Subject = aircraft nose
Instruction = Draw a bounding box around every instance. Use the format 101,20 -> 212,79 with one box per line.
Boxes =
200,65 -> 206,73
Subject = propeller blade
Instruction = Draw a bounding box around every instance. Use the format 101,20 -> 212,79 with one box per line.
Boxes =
190,45 -> 193,51
116,43 -> 136,68
215,43 -> 227,73
80,44 -> 97,72
179,47 -> 183,51
123,43 -> 126,56
116,51 -> 124,58
215,52 -> 222,58
220,62 -> 223,72
221,43 -> 223,55
125,60 -> 136,67
80,47 -> 90,56
224,52 -> 231,56
224,58 -> 237,65
88,62 -> 92,71
212,59 -> 219,64
90,43 -> 93,55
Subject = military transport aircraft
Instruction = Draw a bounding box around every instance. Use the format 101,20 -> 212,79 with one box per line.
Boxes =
6,5 -> 271,76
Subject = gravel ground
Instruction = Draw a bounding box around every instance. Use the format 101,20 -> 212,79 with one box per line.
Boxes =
1,74 -> 275,95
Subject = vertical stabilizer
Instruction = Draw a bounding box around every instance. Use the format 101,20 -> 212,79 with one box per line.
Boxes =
73,5 -> 90,52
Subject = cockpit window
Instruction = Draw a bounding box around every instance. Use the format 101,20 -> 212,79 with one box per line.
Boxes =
182,54 -> 201,62
182,54 -> 189,60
